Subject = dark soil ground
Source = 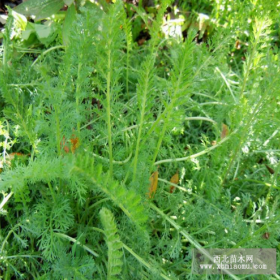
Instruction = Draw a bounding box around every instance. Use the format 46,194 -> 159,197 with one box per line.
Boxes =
0,0 -> 22,29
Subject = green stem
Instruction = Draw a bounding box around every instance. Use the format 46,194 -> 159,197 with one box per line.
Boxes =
31,45 -> 65,67
90,227 -> 105,235
54,105 -> 62,156
122,242 -> 173,280
82,198 -> 111,225
150,204 -> 240,280
92,151 -> 131,165
106,51 -> 113,176
151,110 -> 169,169
48,182 -> 56,202
55,232 -> 99,257
1,224 -> 21,252
126,51 -> 129,97
151,42 -> 190,166
76,58 -> 83,134
4,254 -> 41,260
222,91 -> 268,183
133,64 -> 151,180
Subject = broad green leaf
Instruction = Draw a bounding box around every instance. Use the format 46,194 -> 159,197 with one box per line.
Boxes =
14,0 -> 64,21
34,22 -> 57,45
63,0 -> 75,5
62,4 -> 76,46
7,7 -> 27,39
21,22 -> 35,41
34,24 -> 53,39
21,21 -> 57,46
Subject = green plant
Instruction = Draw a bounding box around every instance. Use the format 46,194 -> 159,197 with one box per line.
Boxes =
0,0 -> 280,279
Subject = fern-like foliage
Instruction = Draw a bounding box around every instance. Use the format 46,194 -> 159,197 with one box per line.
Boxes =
120,3 -> 133,96
132,54 -> 156,179
73,154 -> 148,228
0,157 -> 71,192
93,0 -> 125,175
31,195 -> 74,260
100,207 -> 123,280
52,254 -> 96,280
140,35 -> 196,165
1,0 -> 280,279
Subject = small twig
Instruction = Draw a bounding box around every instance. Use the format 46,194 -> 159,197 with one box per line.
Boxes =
154,129 -> 237,165
32,45 -> 65,67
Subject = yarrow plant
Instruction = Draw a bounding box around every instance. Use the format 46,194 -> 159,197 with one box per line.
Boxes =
0,0 -> 280,279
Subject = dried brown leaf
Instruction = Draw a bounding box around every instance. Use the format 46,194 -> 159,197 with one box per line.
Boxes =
265,165 -> 275,175
148,171 -> 158,199
169,172 -> 179,193
221,123 -> 228,139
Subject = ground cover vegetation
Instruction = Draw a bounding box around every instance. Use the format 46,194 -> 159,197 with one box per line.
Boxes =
0,0 -> 280,279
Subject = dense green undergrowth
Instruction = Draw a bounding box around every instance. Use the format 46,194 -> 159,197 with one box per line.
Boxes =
0,0 -> 280,279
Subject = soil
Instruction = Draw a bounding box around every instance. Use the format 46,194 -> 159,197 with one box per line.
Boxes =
0,0 -> 22,29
